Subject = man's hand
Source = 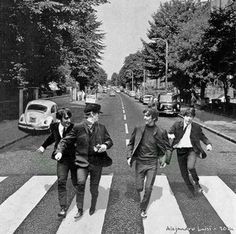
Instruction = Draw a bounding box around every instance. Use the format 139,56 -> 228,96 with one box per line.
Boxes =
55,152 -> 62,161
127,158 -> 131,167
206,144 -> 212,151
159,155 -> 167,168
97,144 -> 107,153
37,146 -> 45,154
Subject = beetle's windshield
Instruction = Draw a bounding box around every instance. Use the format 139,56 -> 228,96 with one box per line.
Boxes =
27,104 -> 47,112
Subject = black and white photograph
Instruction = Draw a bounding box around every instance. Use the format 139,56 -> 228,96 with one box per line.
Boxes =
0,0 -> 235,233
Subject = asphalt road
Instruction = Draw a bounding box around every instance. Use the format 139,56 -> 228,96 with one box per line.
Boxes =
0,93 -> 235,234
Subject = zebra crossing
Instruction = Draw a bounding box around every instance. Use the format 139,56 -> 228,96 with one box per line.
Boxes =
0,174 -> 235,234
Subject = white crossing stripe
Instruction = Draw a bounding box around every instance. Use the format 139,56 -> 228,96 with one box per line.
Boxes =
0,176 -> 7,183
57,175 -> 113,234
200,176 -> 236,233
0,176 -> 57,234
143,175 -> 189,234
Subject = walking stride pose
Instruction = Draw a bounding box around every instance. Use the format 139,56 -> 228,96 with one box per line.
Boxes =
127,107 -> 171,218
55,103 -> 113,219
37,108 -> 76,218
168,107 -> 212,196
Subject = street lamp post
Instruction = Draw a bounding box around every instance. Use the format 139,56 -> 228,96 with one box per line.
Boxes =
127,69 -> 134,91
153,38 -> 168,90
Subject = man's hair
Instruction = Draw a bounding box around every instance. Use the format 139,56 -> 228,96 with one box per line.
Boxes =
143,107 -> 159,121
183,107 -> 195,117
56,108 -> 72,120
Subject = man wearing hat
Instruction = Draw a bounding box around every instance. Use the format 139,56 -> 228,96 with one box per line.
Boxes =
55,103 -> 113,219
168,107 -> 212,196
127,107 -> 171,218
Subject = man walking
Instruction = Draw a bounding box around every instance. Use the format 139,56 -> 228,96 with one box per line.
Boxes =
127,107 -> 171,218
37,108 -> 76,218
168,107 -> 212,196
55,103 -> 113,219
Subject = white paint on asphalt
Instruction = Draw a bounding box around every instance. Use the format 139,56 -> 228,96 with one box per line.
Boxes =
123,109 -> 125,114
0,176 -> 57,234
0,176 -> 7,183
124,114 -> 126,120
201,176 -> 236,233
57,175 -> 113,234
126,139 -> 129,146
125,123 -> 128,134
143,175 -> 189,234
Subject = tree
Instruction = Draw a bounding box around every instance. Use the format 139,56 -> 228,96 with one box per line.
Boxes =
202,6 -> 236,103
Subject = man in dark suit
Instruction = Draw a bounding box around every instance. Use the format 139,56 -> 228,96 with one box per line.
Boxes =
127,107 -> 171,218
37,108 -> 76,218
55,103 -> 113,219
168,107 -> 212,196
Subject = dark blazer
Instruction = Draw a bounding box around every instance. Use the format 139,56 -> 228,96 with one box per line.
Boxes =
42,122 -> 75,161
169,121 -> 211,158
57,121 -> 113,168
127,124 -> 171,167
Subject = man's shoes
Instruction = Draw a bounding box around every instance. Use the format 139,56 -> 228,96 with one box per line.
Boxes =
141,210 -> 147,218
195,183 -> 203,193
89,207 -> 96,216
58,208 -> 66,218
74,209 -> 83,219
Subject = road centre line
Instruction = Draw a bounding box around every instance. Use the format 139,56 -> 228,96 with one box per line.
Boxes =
124,114 -> 126,120
125,123 -> 129,134
126,139 -> 129,146
0,176 -> 57,234
57,175 -> 113,234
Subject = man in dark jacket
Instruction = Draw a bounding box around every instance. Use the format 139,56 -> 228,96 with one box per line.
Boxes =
127,107 -> 171,218
37,108 -> 76,218
55,103 -> 113,219
168,107 -> 212,196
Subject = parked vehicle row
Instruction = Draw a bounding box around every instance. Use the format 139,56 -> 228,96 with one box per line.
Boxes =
123,89 -> 181,116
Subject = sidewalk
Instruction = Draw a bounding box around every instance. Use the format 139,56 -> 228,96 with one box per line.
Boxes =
0,97 -> 236,150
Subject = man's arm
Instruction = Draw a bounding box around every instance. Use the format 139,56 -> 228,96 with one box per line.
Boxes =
126,126 -> 137,160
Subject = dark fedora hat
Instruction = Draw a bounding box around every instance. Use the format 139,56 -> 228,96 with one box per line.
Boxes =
84,103 -> 102,114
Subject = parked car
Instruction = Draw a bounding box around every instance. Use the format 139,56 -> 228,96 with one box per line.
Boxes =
142,94 -> 153,105
109,90 -> 116,97
129,91 -> 135,97
157,92 -> 181,116
18,100 -> 58,132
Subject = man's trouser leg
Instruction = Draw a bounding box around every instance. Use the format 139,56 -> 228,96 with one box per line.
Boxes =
177,148 -> 195,193
89,164 -> 102,210
75,167 -> 88,210
57,161 -> 70,209
187,150 -> 199,184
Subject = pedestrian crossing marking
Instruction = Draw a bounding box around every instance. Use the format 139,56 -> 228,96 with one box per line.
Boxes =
0,176 -> 57,234
143,175 -> 189,234
56,175 -> 113,234
0,176 -> 7,183
200,176 -> 236,233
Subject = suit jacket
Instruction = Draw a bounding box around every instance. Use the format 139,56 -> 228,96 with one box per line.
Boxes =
56,120 -> 113,168
127,124 -> 171,167
42,122 -> 75,161
169,121 -> 211,158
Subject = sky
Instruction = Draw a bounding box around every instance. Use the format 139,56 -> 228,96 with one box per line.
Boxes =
95,0 -> 163,79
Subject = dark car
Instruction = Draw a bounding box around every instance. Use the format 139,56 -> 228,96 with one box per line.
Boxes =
157,92 -> 181,116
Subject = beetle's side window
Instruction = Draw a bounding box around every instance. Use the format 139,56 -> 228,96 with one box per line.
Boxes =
51,105 -> 56,113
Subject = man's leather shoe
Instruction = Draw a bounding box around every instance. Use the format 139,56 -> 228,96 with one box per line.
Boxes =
74,209 -> 83,219
89,207 -> 95,216
58,208 -> 66,218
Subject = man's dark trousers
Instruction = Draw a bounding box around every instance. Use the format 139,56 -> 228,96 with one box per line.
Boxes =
75,164 -> 102,210
135,160 -> 158,211
176,148 -> 199,192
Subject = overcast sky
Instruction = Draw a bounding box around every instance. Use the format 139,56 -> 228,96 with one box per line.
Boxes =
95,0 -> 163,79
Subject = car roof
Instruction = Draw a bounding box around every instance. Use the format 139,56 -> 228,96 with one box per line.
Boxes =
27,99 -> 57,106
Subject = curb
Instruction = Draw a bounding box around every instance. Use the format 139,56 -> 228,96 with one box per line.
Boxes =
0,134 -> 30,150
178,114 -> 236,144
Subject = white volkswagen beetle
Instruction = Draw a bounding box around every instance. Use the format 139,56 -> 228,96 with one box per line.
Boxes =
18,99 -> 58,132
